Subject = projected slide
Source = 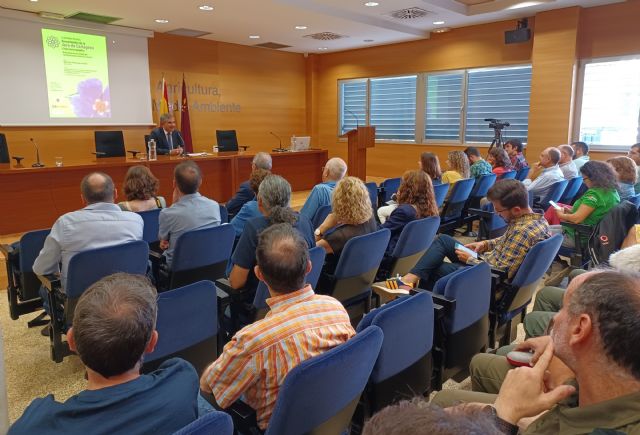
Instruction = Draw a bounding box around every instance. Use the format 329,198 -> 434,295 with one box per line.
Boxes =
42,29 -> 111,118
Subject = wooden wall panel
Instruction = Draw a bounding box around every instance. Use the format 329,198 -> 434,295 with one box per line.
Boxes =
578,0 -> 640,59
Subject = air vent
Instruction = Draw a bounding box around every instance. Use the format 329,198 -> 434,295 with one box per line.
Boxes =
304,32 -> 347,41
66,12 -> 121,24
166,28 -> 211,38
253,42 -> 292,50
388,7 -> 430,20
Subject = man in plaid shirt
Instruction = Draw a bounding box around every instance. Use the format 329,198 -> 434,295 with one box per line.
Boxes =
402,179 -> 550,289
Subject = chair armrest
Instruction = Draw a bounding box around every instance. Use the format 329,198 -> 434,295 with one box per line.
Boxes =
490,266 -> 508,281
227,400 -> 259,434
0,243 -> 14,257
148,249 -> 163,260
215,278 -> 254,301
37,274 -> 61,292
431,293 -> 456,313
467,208 -> 494,219
561,222 -> 592,235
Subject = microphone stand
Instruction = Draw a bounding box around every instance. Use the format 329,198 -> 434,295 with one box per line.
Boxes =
176,131 -> 187,156
270,131 -> 288,153
30,138 -> 45,167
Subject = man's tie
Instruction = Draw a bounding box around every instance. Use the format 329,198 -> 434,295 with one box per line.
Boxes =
167,132 -> 173,149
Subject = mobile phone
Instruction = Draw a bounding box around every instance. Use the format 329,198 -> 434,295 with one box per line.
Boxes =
506,351 -> 534,367
455,243 -> 478,259
548,200 -> 562,210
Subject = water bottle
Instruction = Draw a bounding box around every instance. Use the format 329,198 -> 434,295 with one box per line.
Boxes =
148,139 -> 157,161
290,135 -> 296,150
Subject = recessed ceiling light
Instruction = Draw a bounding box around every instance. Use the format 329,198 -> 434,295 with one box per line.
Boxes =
295,25 -> 308,30
155,19 -> 169,24
433,20 -> 445,25
364,2 -> 379,6
318,47 -> 328,50
29,0 -> 38,2
364,39 -> 374,42
198,5 -> 214,11
249,35 -> 260,39
507,1 -> 548,9
432,27 -> 451,33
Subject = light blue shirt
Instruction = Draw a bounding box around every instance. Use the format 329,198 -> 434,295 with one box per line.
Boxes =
523,165 -> 565,200
299,181 -> 337,221
32,203 -> 144,291
573,155 -> 589,171
635,166 -> 640,194
230,200 -> 261,238
159,193 -> 221,268
559,161 -> 578,179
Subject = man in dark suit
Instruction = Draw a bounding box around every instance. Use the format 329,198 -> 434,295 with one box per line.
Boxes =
226,152 -> 272,216
149,114 -> 184,156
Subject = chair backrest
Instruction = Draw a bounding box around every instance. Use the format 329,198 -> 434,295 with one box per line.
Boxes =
332,229 -> 391,303
144,281 -> 219,374
389,216 -> 440,276
441,178 -> 475,222
18,229 -> 51,300
219,205 -> 229,224
433,183 -> 449,208
172,410 -> 233,435
265,326 -> 383,435
216,130 -> 238,152
0,133 -> 9,163
380,177 -> 401,203
558,176 -> 583,204
365,182 -> 379,210
94,131 -> 125,158
538,179 -> 569,210
499,170 -> 517,180
628,194 -> 640,208
515,166 -> 530,181
312,204 -> 332,229
137,208 -> 161,244
170,224 -> 235,289
469,174 -> 497,199
507,234 -> 563,312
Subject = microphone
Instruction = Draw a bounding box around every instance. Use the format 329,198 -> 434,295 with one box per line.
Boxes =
345,108 -> 359,128
30,138 -> 45,168
270,131 -> 287,152
176,131 -> 186,156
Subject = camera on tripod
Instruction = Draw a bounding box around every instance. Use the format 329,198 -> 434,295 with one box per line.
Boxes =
485,118 -> 510,130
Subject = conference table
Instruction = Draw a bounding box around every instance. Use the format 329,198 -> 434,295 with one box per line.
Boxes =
0,149 -> 328,235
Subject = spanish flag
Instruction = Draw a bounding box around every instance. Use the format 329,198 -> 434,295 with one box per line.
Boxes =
159,75 -> 169,117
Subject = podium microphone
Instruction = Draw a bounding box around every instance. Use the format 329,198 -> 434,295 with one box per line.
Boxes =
270,131 -> 287,153
176,131 -> 186,156
29,138 -> 45,168
345,108 -> 359,128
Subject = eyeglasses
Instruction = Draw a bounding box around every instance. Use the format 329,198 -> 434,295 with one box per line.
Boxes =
494,206 -> 511,213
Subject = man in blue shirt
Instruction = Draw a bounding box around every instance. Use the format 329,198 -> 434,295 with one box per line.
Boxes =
300,157 -> 347,221
571,141 -> 590,171
159,161 -> 221,268
523,147 -> 564,203
226,152 -> 272,215
10,273 -> 200,435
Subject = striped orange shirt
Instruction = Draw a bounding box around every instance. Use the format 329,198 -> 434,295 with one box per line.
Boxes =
204,285 -> 355,430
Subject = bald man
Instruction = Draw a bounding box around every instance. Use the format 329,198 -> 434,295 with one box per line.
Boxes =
522,147 -> 564,203
300,157 -> 347,221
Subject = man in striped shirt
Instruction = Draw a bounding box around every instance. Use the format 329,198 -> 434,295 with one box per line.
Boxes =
200,223 -> 355,430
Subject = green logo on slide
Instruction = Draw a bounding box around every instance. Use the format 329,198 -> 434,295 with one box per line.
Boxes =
46,35 -> 60,49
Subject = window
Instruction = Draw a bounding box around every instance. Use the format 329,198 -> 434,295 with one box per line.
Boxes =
425,72 -> 463,141
578,57 -> 640,147
339,80 -> 367,136
370,75 -> 417,140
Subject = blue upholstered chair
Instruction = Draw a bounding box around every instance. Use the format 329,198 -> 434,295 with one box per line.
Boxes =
40,240 -> 150,362
312,204 -> 332,229
530,179 -> 568,211
433,183 -> 449,208
143,280 -> 219,374
430,262 -> 491,388
628,193 -> 640,208
167,224 -> 235,290
137,208 -> 161,244
173,410 -> 233,435
462,174 -> 497,234
558,176 -> 583,205
379,177 -> 401,204
219,205 -> 229,224
1,229 -> 50,324
438,178 -> 475,233
357,292 -> 434,412
365,181 -> 379,210
385,216 -> 440,277
490,234 -> 563,347
498,170 -> 517,180
515,166 -> 530,181
475,201 -> 508,240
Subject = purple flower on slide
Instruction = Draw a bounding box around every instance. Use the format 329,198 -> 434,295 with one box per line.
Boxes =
70,78 -> 111,118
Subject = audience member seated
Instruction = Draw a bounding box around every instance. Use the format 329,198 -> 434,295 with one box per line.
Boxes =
362,399 -> 502,435
441,150 -> 470,185
571,141 -> 590,171
299,157 -> 347,221
628,143 -> 640,193
149,113 -> 184,156
522,147 -> 564,203
549,160 -> 620,248
607,156 -> 638,200
487,147 -> 513,178
228,175 -> 315,292
159,161 -> 221,269
118,165 -> 166,212
230,168 -> 271,238
32,173 -> 143,322
504,139 -> 528,171
464,147 -> 492,179
377,170 -> 439,279
557,144 -> 578,179
436,270 -> 640,435
226,152 -> 272,216
10,273 -> 200,434
401,180 -> 549,289
419,152 -> 443,184
200,224 -> 355,431
315,176 -> 378,280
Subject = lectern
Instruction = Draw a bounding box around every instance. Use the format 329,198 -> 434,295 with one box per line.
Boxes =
340,126 -> 375,181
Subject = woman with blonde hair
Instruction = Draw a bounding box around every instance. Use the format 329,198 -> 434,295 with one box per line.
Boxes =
441,150 -> 470,185
118,165 -> 166,212
607,156 -> 637,200
316,176 -> 378,280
